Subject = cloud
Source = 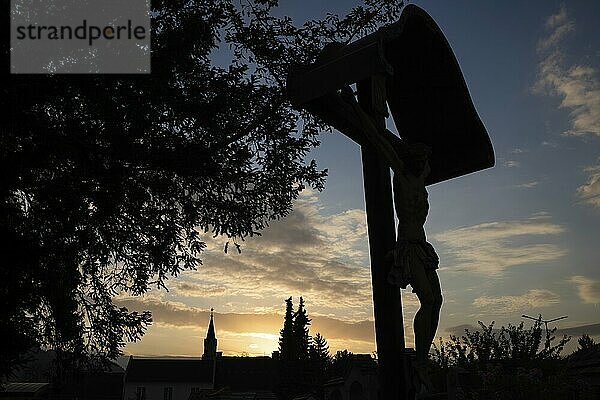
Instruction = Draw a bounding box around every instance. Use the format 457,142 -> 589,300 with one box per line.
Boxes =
514,181 -> 540,189
473,289 -> 560,314
503,160 -> 521,168
560,323 -> 600,337
542,140 -> 558,148
433,215 -> 566,275
537,6 -> 574,52
534,6 -> 600,137
175,282 -> 228,297
115,296 -> 375,344
576,164 -> 600,208
173,190 -> 375,320
114,187 -> 380,354
444,324 -> 477,337
569,275 -> 600,304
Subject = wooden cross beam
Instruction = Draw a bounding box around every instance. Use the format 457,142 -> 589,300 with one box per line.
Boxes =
286,5 -> 494,399
288,5 -> 495,186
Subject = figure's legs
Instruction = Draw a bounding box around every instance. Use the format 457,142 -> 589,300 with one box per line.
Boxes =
409,261 -> 444,393
410,259 -> 435,366
410,265 -> 443,362
425,269 -> 443,349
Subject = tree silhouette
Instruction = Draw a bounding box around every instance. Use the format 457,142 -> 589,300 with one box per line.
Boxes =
293,296 -> 311,361
309,332 -> 331,399
278,297 -> 295,362
1,0 -> 405,378
577,334 -> 597,352
310,333 -> 331,364
278,297 -> 332,398
331,349 -> 354,373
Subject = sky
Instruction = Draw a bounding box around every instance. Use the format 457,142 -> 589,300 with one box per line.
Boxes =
121,0 -> 600,358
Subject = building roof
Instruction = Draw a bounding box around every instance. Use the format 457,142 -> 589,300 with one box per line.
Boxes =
125,357 -> 214,383
0,382 -> 50,394
291,394 -> 318,400
214,357 -> 277,390
124,355 -> 278,388
189,388 -> 277,400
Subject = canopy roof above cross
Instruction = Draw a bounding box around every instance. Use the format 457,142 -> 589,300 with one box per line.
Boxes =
287,4 -> 495,185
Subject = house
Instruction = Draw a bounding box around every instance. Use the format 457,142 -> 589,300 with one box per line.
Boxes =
123,310 -> 278,400
61,363 -> 125,400
123,358 -> 215,400
2,350 -> 124,400
323,354 -> 378,400
214,357 -> 277,392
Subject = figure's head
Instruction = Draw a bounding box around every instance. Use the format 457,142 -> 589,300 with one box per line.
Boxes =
405,143 -> 431,177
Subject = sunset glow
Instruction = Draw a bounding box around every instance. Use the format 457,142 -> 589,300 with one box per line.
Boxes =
120,0 -> 599,359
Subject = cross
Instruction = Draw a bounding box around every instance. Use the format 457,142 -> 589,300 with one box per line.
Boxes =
287,5 -> 494,399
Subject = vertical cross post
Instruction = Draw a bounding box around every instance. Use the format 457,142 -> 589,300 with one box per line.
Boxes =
357,76 -> 407,399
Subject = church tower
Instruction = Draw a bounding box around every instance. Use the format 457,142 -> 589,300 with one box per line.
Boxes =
202,308 -> 217,360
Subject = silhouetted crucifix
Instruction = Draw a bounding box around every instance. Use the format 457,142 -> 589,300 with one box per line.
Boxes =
287,5 -> 494,399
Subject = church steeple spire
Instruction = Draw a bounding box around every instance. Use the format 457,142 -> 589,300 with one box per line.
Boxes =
207,308 -> 215,339
202,308 -> 217,360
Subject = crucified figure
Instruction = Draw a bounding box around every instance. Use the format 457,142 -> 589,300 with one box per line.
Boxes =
337,86 -> 443,390
387,142 -> 442,391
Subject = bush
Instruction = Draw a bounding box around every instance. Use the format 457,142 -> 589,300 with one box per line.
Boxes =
429,319 -> 594,399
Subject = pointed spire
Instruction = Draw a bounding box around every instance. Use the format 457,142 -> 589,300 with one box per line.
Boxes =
203,307 -> 217,360
207,307 -> 216,339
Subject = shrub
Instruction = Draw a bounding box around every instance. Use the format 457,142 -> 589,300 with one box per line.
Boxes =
429,319 -> 593,399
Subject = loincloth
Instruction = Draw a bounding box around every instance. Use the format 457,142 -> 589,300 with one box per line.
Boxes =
387,239 -> 439,289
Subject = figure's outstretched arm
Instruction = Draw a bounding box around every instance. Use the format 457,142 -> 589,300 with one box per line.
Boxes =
339,86 -> 405,175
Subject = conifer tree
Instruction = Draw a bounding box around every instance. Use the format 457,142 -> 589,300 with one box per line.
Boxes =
293,296 -> 311,361
278,297 -> 295,361
310,332 -> 331,365
309,332 -> 332,399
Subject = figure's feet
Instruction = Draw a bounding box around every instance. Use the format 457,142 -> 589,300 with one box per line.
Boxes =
413,361 -> 433,396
